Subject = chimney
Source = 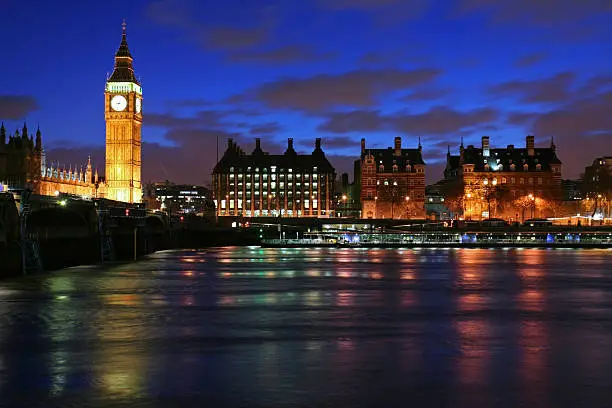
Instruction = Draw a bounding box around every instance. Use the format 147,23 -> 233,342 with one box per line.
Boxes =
482,136 -> 490,157
361,138 -> 366,154
288,137 -> 294,149
227,138 -> 233,149
255,138 -> 261,150
507,144 -> 514,151
315,138 -> 321,149
394,136 -> 401,156
526,135 -> 534,156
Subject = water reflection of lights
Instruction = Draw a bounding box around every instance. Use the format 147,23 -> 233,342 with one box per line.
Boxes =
369,272 -> 383,279
337,291 -> 354,306
518,290 -> 544,312
458,293 -> 486,312
401,272 -> 415,280
183,271 -> 194,277
305,291 -> 323,307
455,320 -> 490,385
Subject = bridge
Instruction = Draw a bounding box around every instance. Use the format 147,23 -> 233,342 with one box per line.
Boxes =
0,190 -> 171,276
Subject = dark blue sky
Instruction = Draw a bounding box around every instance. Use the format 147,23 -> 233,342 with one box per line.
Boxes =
1,0 -> 611,185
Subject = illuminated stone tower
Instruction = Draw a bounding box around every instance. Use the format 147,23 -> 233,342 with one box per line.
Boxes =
104,22 -> 143,203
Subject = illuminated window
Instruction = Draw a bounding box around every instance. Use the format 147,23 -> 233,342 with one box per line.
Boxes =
537,177 -> 543,185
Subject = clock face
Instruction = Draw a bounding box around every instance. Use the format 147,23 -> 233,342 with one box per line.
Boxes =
111,95 -> 127,112
135,97 -> 142,114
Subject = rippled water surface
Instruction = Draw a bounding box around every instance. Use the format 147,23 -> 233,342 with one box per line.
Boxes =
2,247 -> 612,407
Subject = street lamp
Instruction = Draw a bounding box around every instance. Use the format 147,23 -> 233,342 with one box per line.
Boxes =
528,193 -> 535,218
405,195 -> 411,219
465,192 -> 472,220
483,178 -> 497,219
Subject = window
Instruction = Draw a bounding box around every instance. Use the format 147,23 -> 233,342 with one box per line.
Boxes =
520,178 -> 524,184
502,177 -> 507,184
523,164 -> 529,171
537,177 -> 543,185
536,163 -> 542,171
528,177 -> 533,185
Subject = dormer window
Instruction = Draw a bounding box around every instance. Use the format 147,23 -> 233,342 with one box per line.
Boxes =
379,165 -> 384,172
536,163 -> 542,171
406,164 -> 412,172
510,164 -> 516,171
498,164 -> 503,171
523,164 -> 529,171
484,163 -> 490,171
393,164 -> 398,172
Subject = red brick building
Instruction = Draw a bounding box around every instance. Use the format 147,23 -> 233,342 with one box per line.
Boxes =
355,136 -> 426,219
442,135 -> 563,220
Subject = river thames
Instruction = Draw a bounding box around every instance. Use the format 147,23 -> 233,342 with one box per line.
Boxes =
1,247 -> 612,407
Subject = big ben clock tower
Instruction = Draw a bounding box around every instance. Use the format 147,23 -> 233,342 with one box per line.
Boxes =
105,22 -> 143,203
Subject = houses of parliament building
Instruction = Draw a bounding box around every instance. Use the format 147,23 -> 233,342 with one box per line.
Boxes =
0,23 -> 143,203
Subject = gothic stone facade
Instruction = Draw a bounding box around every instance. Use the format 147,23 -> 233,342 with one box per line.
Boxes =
213,138 -> 336,217
442,135 -> 563,220
355,136 -> 426,219
0,123 -> 105,197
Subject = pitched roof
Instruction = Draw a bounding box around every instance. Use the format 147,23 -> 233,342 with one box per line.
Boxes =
361,147 -> 425,172
108,26 -> 139,84
213,140 -> 336,174
447,144 -> 562,172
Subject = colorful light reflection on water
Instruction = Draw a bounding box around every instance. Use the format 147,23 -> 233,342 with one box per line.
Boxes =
1,247 -> 612,407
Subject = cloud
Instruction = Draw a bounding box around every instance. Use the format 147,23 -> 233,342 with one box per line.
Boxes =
206,26 -> 269,50
146,0 -> 274,51
317,0 -> 431,23
488,72 -> 575,103
166,99 -> 213,108
505,91 -> 612,178
227,45 -> 336,64
0,95 -> 39,120
317,0 -> 404,10
458,0 -> 612,26
400,88 -> 450,101
318,106 -> 498,135
235,68 -> 441,113
249,122 -> 282,135
146,111 -> 225,129
514,53 -> 547,67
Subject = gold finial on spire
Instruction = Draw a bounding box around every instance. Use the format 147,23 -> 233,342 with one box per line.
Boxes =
122,19 -> 127,33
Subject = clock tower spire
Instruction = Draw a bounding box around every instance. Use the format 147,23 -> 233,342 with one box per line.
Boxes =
104,21 -> 143,203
